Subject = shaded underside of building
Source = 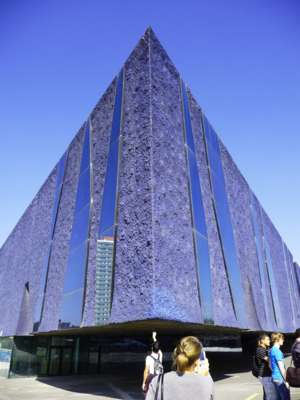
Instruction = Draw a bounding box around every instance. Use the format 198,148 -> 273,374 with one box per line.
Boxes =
0,28 -> 299,354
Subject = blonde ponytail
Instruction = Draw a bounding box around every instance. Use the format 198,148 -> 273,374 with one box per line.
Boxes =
173,336 -> 202,373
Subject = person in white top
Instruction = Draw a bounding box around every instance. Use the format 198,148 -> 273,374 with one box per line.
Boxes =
142,332 -> 163,395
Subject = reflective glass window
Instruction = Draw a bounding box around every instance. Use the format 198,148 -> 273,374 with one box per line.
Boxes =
33,151 -> 68,331
99,140 -> 119,236
80,128 -> 90,174
187,149 -> 209,237
63,241 -> 88,293
96,70 -> 124,325
264,238 -> 282,329
282,243 -> 296,323
60,289 -> 84,328
69,203 -> 90,250
249,197 -> 273,329
60,123 -> 91,328
74,168 -> 91,214
202,112 -> 245,325
181,81 -> 213,324
293,263 -> 300,298
110,70 -> 124,145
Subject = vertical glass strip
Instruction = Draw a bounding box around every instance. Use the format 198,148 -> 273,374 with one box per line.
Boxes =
180,81 -> 214,324
263,236 -> 282,329
59,123 -> 91,329
249,194 -> 273,330
282,242 -> 296,324
201,114 -> 246,325
96,70 -> 124,325
293,262 -> 300,299
33,151 -> 68,332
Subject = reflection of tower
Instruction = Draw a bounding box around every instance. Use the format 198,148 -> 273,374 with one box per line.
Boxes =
95,237 -> 114,324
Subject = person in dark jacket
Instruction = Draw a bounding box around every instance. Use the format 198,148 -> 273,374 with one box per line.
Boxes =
255,334 -> 277,400
292,328 -> 300,368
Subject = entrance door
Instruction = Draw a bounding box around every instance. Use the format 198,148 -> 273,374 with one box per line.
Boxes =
48,346 -> 73,376
48,347 -> 61,376
61,347 -> 73,375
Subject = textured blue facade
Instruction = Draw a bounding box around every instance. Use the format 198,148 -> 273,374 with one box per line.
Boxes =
0,28 -> 299,336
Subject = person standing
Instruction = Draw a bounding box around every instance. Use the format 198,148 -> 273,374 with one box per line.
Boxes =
142,332 -> 163,396
269,332 -> 290,400
291,328 -> 300,367
146,336 -> 214,400
254,334 -> 277,400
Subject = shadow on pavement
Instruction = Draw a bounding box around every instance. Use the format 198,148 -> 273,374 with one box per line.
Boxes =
35,352 -> 253,398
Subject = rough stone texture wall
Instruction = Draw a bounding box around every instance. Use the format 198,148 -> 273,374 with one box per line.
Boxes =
0,170 -> 56,336
40,129 -> 85,331
82,80 -> 116,326
150,31 -> 201,322
187,92 -> 238,327
110,31 -> 154,322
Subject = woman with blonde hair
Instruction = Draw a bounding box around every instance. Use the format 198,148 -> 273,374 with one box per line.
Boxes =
146,336 -> 214,400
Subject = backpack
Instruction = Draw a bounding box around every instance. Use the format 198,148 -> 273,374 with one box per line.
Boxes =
150,355 -> 164,376
252,355 -> 259,378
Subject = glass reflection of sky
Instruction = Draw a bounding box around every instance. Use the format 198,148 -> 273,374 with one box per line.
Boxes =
181,81 -> 214,324
59,123 -> 91,328
202,113 -> 246,325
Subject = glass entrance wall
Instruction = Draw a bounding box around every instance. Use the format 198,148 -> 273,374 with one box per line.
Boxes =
9,337 -> 37,377
201,115 -> 246,326
96,69 -> 124,325
0,337 -> 13,378
59,123 -> 92,329
180,81 -> 214,324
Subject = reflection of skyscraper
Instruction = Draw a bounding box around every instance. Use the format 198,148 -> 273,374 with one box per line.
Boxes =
95,238 -> 114,324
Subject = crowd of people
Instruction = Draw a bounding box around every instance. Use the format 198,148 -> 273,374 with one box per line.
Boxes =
140,329 -> 300,400
253,329 -> 300,400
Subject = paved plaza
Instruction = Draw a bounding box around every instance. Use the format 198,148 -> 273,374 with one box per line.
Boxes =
1,353 -> 300,400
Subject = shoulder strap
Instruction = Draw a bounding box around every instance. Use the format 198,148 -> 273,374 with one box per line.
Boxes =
275,358 -> 286,382
154,374 -> 164,400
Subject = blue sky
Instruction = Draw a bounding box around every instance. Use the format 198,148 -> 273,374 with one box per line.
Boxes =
0,0 -> 299,262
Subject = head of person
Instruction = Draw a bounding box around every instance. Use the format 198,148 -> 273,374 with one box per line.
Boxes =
152,341 -> 160,354
173,336 -> 202,373
295,328 -> 300,339
258,333 -> 270,348
271,332 -> 284,347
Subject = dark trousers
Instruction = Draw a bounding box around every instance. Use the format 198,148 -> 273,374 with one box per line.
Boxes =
273,381 -> 290,400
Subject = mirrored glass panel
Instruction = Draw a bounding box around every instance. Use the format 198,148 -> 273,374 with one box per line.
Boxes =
59,123 -> 91,328
293,263 -> 300,298
202,112 -> 245,325
63,241 -> 88,293
249,196 -> 272,329
282,242 -> 296,323
110,69 -> 124,145
181,81 -> 214,324
96,69 -> 124,324
99,140 -> 119,236
187,149 -> 209,237
59,289 -> 84,328
34,151 -> 68,331
264,238 -> 282,329
69,204 -> 90,250
74,168 -> 91,214
80,128 -> 90,174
